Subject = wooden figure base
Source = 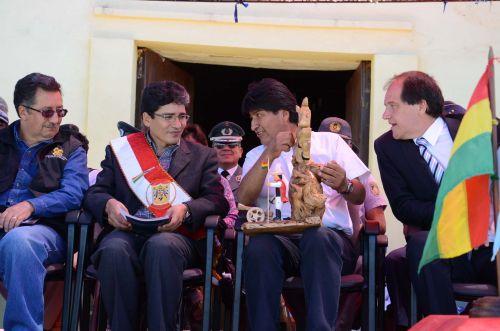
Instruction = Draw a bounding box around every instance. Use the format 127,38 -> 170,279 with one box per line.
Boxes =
242,217 -> 322,235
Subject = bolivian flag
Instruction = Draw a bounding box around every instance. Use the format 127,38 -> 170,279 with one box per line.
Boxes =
419,62 -> 495,272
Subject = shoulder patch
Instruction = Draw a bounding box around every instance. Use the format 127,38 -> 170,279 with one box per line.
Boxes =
46,146 -> 67,161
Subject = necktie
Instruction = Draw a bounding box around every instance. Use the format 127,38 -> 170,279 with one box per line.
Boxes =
416,137 -> 445,185
221,170 -> 230,179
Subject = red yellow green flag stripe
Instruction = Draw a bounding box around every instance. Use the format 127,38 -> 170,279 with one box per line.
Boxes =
419,63 -> 494,272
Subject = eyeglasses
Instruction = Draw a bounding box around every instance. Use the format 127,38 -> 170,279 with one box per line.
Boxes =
152,113 -> 190,122
23,105 -> 68,118
213,142 -> 241,149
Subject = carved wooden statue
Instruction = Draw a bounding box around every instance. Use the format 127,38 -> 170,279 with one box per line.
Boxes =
289,98 -> 326,222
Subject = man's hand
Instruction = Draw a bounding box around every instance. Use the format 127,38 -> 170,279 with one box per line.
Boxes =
105,199 -> 131,231
0,201 -> 35,232
317,161 -> 348,192
265,131 -> 296,160
158,204 -> 188,232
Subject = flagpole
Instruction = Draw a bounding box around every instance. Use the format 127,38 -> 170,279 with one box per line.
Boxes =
488,47 -> 500,294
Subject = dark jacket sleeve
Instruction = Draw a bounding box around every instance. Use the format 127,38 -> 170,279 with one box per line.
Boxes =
184,148 -> 229,231
374,138 -> 434,229
83,146 -> 116,224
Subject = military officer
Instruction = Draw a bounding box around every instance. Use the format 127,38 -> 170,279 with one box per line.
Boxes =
208,121 -> 245,196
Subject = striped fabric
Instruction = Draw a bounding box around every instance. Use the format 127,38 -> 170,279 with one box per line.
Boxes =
416,137 -> 445,185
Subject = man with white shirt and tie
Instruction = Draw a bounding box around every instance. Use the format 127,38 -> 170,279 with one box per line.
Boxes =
375,71 -> 497,319
208,121 -> 245,197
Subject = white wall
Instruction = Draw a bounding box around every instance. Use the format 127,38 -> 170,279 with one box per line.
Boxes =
0,1 -> 92,127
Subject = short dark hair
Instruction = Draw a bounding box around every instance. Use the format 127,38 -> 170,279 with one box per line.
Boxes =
389,71 -> 444,118
140,80 -> 190,117
182,123 -> 208,146
241,78 -> 298,124
59,124 -> 89,153
14,73 -> 61,116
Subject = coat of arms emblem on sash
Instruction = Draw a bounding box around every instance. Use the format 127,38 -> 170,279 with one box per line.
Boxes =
146,179 -> 177,213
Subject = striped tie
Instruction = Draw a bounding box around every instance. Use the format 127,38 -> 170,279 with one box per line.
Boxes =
416,137 -> 445,185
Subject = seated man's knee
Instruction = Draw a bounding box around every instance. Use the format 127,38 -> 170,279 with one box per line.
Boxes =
143,233 -> 184,259
244,234 -> 280,264
385,247 -> 407,268
95,234 -> 135,264
0,228 -> 43,259
301,226 -> 341,252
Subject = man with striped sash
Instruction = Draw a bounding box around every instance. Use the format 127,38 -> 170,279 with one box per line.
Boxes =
84,81 -> 229,331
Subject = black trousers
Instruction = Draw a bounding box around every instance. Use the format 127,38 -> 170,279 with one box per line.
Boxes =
243,226 -> 357,331
385,246 -> 411,326
388,231 -> 497,320
91,230 -> 203,331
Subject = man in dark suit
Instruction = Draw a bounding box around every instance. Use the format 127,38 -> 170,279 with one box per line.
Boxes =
208,121 -> 245,197
84,81 -> 229,331
375,71 -> 496,319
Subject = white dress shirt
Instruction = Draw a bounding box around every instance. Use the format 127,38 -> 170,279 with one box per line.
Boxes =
241,131 -> 370,236
413,117 -> 453,169
218,165 -> 239,180
414,117 -> 496,242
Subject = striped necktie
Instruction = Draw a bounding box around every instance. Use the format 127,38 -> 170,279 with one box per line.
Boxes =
221,170 -> 230,179
416,137 -> 445,185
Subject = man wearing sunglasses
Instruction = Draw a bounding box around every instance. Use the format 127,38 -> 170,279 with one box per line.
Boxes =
0,73 -> 89,329
208,121 -> 245,197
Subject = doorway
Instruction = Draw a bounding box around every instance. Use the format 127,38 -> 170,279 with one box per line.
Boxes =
135,48 -> 371,164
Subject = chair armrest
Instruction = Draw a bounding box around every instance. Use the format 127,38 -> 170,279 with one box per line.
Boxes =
65,210 -> 81,224
77,210 -> 93,225
204,215 -> 220,229
364,220 -> 381,235
64,210 -> 93,225
377,234 -> 388,247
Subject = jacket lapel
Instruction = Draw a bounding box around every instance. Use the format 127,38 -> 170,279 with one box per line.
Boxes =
400,139 -> 438,191
229,166 -> 242,191
168,140 -> 191,179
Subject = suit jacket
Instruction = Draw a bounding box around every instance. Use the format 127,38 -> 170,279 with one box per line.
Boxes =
84,139 -> 229,234
374,116 -> 461,230
228,165 -> 242,197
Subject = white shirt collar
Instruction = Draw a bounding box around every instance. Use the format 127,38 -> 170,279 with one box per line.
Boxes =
413,117 -> 445,147
218,165 -> 239,178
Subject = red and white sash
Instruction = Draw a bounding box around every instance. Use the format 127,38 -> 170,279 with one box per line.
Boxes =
110,133 -> 191,217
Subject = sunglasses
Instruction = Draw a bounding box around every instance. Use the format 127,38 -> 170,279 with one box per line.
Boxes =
213,142 -> 241,149
23,105 -> 68,118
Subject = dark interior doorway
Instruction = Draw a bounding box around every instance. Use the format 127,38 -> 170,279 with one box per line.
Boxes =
136,48 -> 371,164
176,62 -> 353,155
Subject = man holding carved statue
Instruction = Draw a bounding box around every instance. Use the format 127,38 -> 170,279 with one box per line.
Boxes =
83,81 -> 228,331
238,78 -> 369,330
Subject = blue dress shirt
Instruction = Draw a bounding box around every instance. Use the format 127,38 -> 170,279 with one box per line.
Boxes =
0,123 -> 89,217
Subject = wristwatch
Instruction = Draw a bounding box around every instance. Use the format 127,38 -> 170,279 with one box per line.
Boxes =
340,179 -> 354,195
182,202 -> 191,220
